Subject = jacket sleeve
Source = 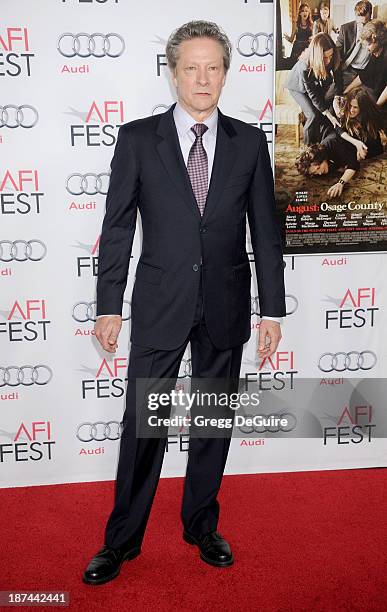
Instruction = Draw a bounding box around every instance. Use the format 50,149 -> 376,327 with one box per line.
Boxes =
303,68 -> 328,112
333,69 -> 343,96
359,52 -> 386,95
247,132 -> 286,317
336,25 -> 345,61
96,125 -> 139,316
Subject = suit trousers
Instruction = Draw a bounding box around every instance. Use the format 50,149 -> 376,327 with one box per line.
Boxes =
104,267 -> 244,550
289,89 -> 336,145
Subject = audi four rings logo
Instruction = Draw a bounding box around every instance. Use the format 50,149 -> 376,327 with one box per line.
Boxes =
238,413 -> 297,434
318,351 -> 377,372
77,421 -> 123,442
66,173 -> 110,196
0,105 -> 39,129
0,366 -> 53,387
72,300 -> 131,322
57,33 -> 125,58
0,240 -> 47,262
237,33 -> 273,57
251,295 -> 298,316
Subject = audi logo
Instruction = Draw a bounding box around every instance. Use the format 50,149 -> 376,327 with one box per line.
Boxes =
0,105 -> 39,129
318,351 -> 377,373
238,413 -> 297,434
0,240 -> 47,262
66,173 -> 110,196
251,294 -> 298,316
237,32 -> 273,57
77,421 -> 122,442
72,300 -> 131,322
57,33 -> 125,58
178,358 -> 192,378
0,365 -> 53,387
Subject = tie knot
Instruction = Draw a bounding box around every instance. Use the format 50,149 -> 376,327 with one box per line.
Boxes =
191,123 -> 208,138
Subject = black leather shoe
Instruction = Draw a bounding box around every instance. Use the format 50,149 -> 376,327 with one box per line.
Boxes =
183,530 -> 234,567
82,544 -> 141,585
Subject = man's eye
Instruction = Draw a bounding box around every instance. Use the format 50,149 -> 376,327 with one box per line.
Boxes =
186,66 -> 196,71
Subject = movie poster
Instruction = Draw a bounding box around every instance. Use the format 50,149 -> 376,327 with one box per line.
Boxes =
273,0 -> 387,254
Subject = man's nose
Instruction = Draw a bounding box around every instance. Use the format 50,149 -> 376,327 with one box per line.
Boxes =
196,69 -> 208,85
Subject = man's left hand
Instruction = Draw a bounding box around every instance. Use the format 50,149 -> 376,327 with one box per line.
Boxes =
258,320 -> 282,359
327,182 -> 344,199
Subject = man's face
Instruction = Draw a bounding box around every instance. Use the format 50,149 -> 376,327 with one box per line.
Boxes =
171,37 -> 226,118
356,14 -> 371,26
366,39 -> 381,55
309,160 -> 329,175
323,48 -> 334,66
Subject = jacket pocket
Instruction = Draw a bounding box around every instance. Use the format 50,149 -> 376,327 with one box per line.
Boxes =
224,172 -> 253,189
135,261 -> 164,285
232,260 -> 252,280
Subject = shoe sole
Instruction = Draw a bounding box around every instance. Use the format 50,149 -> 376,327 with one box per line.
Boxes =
82,547 -> 141,586
183,532 -> 234,567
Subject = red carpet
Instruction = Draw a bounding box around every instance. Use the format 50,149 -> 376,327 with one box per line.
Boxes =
1,469 -> 386,611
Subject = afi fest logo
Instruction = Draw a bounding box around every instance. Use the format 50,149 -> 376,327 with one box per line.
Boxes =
241,99 -> 273,144
73,235 -> 100,277
324,288 -> 378,329
0,300 -> 50,342
80,357 -> 128,399
323,405 -> 376,445
68,100 -> 124,146
0,170 -> 44,215
0,421 -> 55,463
0,27 -> 34,77
244,351 -> 297,391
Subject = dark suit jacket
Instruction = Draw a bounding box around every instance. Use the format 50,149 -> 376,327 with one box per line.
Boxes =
96,103 -> 286,351
359,43 -> 387,99
285,58 -> 343,112
336,21 -> 357,62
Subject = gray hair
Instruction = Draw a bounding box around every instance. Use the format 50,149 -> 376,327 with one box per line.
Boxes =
166,20 -> 232,72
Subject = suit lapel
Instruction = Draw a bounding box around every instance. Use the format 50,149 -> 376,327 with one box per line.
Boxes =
155,104 -> 237,223
156,104 -> 201,221
202,110 -> 237,224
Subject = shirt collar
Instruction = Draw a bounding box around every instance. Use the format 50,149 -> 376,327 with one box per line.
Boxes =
173,101 -> 218,138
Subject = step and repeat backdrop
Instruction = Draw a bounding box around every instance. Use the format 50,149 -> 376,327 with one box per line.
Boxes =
1,0 -> 386,488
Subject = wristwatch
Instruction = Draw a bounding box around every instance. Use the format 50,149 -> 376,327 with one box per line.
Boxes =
338,179 -> 346,185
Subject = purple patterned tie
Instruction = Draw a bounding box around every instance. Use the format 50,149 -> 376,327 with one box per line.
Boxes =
187,123 -> 209,216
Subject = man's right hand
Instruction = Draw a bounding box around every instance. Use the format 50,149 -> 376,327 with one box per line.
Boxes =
94,315 -> 122,353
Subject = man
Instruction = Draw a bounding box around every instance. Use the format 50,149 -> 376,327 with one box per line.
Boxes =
83,20 -> 286,585
345,20 -> 387,106
336,0 -> 373,90
295,131 -> 359,198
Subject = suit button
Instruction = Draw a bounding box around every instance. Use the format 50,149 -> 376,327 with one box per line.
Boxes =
200,227 -> 207,233
192,264 -> 199,271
